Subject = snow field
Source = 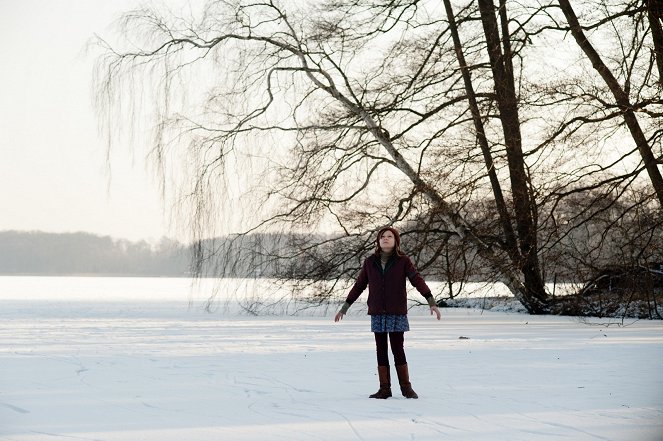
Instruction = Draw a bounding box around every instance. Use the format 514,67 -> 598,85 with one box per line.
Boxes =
0,278 -> 662,440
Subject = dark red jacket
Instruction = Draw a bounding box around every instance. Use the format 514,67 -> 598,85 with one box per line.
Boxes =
345,254 -> 432,315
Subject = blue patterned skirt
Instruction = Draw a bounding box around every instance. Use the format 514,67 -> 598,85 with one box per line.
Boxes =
371,314 -> 410,333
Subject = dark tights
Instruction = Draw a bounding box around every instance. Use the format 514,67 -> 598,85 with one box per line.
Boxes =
374,332 -> 406,367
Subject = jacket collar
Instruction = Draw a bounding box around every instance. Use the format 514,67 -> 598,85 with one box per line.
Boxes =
373,253 -> 398,274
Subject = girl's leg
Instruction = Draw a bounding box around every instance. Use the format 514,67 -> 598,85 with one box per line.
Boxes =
374,332 -> 390,366
389,332 -> 418,398
388,332 -> 407,366
370,332 -> 392,399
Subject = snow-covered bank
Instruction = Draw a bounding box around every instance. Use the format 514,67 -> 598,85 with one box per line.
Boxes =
1,279 -> 662,441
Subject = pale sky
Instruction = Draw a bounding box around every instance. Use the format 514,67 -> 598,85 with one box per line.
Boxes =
0,0 -> 176,242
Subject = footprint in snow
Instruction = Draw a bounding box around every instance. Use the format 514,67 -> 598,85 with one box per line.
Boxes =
1,402 -> 30,414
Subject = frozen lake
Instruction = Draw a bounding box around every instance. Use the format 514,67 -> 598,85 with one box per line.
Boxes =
1,276 -> 662,440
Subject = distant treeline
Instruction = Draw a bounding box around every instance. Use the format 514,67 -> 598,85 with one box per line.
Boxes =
0,231 -> 316,277
0,231 -> 337,278
0,231 -> 190,276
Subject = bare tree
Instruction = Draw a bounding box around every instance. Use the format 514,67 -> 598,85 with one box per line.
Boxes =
649,1 -> 663,83
94,0 -> 661,317
474,0 -> 549,311
557,0 -> 663,205
95,0 -> 547,309
442,0 -> 519,275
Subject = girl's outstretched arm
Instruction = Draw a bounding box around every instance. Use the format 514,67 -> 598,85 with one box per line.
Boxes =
334,301 -> 350,322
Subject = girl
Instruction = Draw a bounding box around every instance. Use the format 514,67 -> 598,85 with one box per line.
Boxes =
334,226 -> 441,399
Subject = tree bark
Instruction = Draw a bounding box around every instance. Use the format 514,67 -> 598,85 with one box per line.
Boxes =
477,0 -> 549,312
558,0 -> 663,207
442,1 -> 521,270
649,4 -> 663,85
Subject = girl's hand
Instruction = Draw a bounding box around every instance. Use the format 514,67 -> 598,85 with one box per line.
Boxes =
430,305 -> 441,320
334,311 -> 345,322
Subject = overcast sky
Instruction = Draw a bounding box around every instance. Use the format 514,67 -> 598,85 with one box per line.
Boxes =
0,1 -> 177,242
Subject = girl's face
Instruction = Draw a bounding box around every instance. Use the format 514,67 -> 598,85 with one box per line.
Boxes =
379,230 -> 396,253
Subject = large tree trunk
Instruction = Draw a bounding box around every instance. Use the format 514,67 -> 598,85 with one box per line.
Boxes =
477,0 -> 549,313
648,2 -> 663,85
442,0 -> 520,268
558,0 -> 663,207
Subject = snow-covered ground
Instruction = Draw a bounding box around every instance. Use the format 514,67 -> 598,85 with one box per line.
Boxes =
1,277 -> 662,441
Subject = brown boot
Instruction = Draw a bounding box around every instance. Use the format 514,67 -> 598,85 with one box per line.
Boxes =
369,365 -> 392,399
396,364 -> 418,399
